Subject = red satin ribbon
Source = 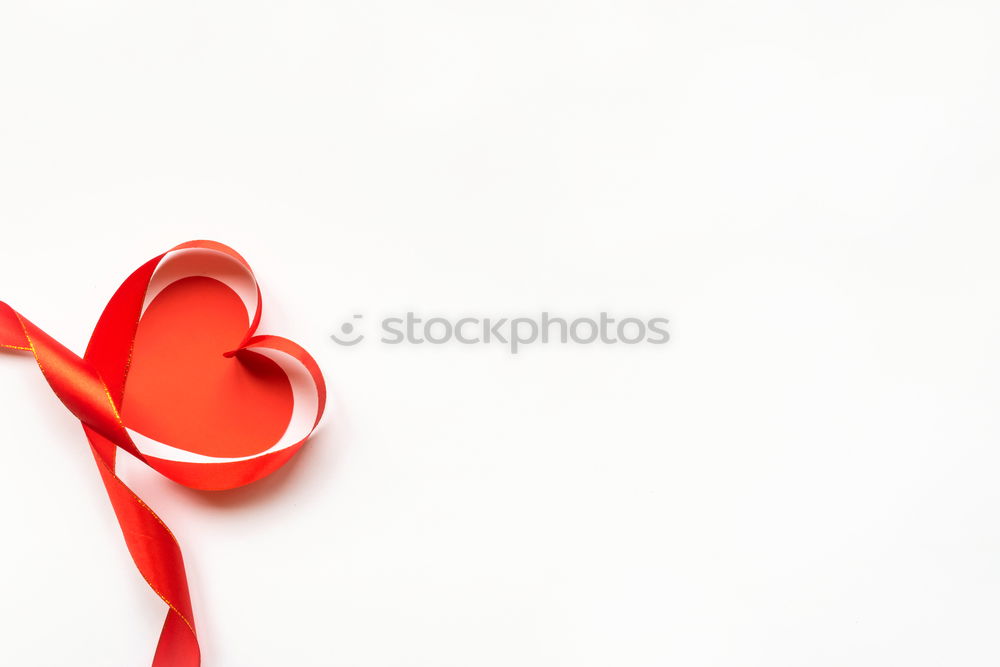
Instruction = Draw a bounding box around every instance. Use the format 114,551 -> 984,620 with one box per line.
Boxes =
0,241 -> 326,666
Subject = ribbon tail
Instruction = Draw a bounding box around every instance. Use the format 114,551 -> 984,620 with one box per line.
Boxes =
85,425 -> 200,667
1,301 -> 200,664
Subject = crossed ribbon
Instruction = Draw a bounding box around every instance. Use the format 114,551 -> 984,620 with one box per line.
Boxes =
0,241 -> 326,666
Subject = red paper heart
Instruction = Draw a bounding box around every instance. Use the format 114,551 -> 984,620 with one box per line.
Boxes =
121,275 -> 294,459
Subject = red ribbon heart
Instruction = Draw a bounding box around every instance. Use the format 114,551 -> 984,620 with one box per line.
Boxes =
0,241 -> 326,666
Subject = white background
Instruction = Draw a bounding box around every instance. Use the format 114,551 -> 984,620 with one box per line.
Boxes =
1,2 -> 999,665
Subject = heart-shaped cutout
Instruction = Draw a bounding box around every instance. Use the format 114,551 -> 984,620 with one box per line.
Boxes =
121,275 -> 294,459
